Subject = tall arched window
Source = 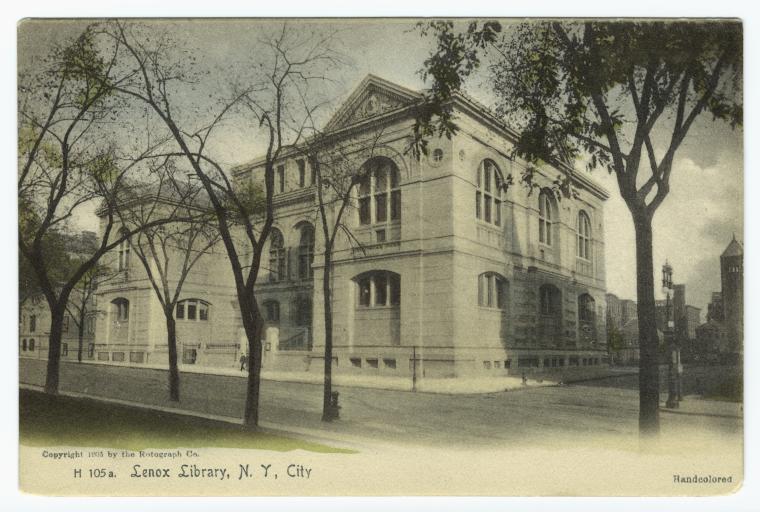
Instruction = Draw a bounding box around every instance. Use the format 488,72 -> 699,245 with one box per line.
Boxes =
298,223 -> 315,280
539,284 -> 561,316
269,228 -> 286,282
111,298 -> 129,322
478,272 -> 508,309
577,211 -> 592,260
117,228 -> 130,271
476,159 -> 503,226
176,299 -> 209,321
578,294 -> 596,323
358,157 -> 401,225
538,190 -> 554,246
356,271 -> 401,308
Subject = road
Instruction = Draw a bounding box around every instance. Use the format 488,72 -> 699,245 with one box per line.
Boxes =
19,359 -> 741,448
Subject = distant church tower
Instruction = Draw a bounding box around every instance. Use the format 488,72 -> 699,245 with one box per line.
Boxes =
720,234 -> 743,353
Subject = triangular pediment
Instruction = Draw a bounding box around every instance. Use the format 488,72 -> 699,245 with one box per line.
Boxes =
324,75 -> 422,132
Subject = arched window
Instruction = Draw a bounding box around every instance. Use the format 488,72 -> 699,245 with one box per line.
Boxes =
538,190 -> 554,246
358,157 -> 401,226
263,300 -> 280,323
539,284 -> 561,316
176,299 -> 209,321
298,224 -> 315,281
29,339 -> 35,351
117,228 -> 130,271
478,272 -> 508,310
111,298 -> 129,321
476,159 -> 503,226
21,339 -> 27,352
268,228 -> 286,282
577,211 -> 592,260
29,314 -> 36,333
578,294 -> 596,323
355,271 -> 401,308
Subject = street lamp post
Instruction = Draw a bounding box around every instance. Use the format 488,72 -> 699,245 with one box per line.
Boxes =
662,261 -> 679,409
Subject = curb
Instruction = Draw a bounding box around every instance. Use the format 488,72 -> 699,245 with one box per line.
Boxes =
659,406 -> 742,420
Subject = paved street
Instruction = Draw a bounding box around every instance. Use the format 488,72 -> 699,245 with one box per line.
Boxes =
19,359 -> 741,448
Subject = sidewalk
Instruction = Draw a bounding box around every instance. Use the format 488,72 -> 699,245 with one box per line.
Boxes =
660,395 -> 742,419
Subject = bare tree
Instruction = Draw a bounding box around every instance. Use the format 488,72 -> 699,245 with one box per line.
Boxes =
86,21 -> 346,427
294,130 -> 383,421
65,263 -> 118,363
119,159 -> 221,402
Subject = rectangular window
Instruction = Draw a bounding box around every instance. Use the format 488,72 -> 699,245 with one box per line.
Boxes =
30,315 -> 36,333
375,193 -> 387,222
277,165 -> 285,193
366,358 -> 379,369
359,197 -> 371,225
494,360 -> 501,369
487,275 -> 494,307
376,229 -> 386,243
494,199 -> 501,226
130,351 -> 145,363
374,273 -> 388,306
350,357 -> 362,368
199,303 -> 208,321
539,219 -> 546,244
390,190 -> 401,221
297,159 -> 305,187
29,339 -> 35,351
87,343 -> 95,358
176,303 -> 185,319
187,302 -> 197,320
484,196 -> 491,223
505,359 -> 511,369
310,164 -> 316,185
62,343 -> 68,356
383,358 -> 397,369
98,352 -> 109,361
476,192 -> 482,219
112,352 -> 125,362
483,361 -> 492,370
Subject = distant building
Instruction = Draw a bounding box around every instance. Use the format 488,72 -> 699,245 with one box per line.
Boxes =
707,291 -> 724,322
720,236 -> 743,354
695,236 -> 743,362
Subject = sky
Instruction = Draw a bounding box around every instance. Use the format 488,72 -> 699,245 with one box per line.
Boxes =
18,19 -> 744,318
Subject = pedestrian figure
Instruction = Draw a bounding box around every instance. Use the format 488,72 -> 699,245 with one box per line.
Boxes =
239,354 -> 247,371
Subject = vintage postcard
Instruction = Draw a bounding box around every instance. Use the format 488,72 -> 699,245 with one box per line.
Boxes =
17,18 -> 744,497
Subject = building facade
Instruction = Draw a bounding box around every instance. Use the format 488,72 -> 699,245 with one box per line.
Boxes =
235,75 -> 610,379
70,75 -> 610,383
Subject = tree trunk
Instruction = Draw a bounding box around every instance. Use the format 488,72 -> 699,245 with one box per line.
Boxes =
44,306 -> 66,395
166,313 -> 180,402
77,317 -> 85,363
242,303 -> 263,428
633,212 -> 660,436
321,249 -> 334,422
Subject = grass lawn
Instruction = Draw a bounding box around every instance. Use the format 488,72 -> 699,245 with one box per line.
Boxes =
19,389 -> 355,453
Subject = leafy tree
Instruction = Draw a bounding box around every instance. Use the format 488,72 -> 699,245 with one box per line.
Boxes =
18,27 -> 182,394
415,20 -> 741,435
